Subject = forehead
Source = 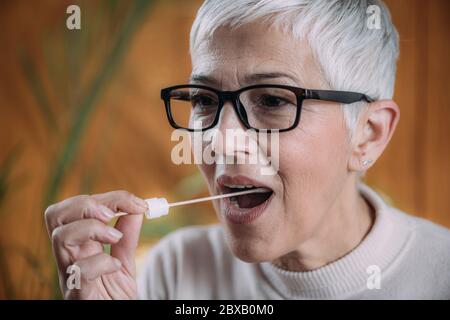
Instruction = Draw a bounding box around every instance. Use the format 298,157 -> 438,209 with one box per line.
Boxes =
190,22 -> 326,88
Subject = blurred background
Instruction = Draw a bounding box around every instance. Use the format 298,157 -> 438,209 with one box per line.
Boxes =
0,0 -> 448,299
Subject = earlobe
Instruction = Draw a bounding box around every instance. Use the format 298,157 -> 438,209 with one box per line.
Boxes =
347,99 -> 400,172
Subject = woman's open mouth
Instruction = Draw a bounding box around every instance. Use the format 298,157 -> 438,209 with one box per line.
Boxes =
217,175 -> 274,224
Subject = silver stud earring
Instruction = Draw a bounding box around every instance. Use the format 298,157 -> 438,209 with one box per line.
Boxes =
362,159 -> 373,166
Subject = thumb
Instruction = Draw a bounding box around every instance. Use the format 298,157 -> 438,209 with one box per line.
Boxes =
110,213 -> 143,276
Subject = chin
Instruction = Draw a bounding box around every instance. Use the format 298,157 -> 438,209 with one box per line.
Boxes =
223,229 -> 280,263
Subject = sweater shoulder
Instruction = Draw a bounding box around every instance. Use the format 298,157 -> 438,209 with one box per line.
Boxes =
393,208 -> 450,244
389,207 -> 450,265
383,208 -> 450,298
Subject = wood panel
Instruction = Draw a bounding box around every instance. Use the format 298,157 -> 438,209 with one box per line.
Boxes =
423,0 -> 450,226
367,0 -> 450,226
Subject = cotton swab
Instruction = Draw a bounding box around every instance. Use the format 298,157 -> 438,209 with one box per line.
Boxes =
114,187 -> 270,220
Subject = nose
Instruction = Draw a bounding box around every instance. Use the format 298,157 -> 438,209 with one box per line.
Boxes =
211,101 -> 248,159
216,101 -> 246,132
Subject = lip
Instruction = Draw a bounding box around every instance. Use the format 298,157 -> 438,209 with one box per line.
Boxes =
217,175 -> 272,191
216,175 -> 274,225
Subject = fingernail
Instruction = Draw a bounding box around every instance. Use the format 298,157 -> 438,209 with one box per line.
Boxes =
113,258 -> 122,268
107,227 -> 123,239
99,205 -> 114,220
133,197 -> 148,209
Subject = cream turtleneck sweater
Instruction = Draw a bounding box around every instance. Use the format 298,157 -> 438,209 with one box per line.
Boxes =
137,184 -> 450,299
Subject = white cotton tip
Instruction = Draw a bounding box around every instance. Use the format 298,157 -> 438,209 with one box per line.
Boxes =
145,198 -> 169,219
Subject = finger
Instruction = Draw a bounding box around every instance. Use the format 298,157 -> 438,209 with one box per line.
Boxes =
52,219 -> 124,248
110,213 -> 143,276
91,190 -> 147,216
52,219 -> 123,269
74,253 -> 122,282
45,195 -> 116,236
45,190 -> 147,236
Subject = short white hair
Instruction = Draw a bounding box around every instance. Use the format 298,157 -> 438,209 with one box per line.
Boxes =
189,0 -> 399,133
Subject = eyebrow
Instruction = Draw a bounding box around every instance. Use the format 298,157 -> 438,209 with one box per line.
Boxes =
245,72 -> 299,83
189,74 -> 216,84
189,72 -> 299,86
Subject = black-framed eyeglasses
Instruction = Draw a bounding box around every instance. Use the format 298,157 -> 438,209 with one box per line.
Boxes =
161,84 -> 374,132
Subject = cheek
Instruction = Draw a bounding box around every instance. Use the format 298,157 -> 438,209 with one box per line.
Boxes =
277,110 -> 350,217
198,163 -> 215,188
193,131 -> 216,190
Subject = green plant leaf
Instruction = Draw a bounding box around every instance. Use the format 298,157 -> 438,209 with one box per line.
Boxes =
43,0 -> 155,208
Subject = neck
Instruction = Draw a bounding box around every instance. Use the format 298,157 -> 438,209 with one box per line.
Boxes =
273,179 -> 375,272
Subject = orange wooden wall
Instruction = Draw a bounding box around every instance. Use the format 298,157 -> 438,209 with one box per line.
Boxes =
367,0 -> 450,227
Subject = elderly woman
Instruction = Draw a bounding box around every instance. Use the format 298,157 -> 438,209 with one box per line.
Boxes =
45,0 -> 450,299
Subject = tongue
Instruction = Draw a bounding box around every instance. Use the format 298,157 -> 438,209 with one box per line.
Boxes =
237,192 -> 272,208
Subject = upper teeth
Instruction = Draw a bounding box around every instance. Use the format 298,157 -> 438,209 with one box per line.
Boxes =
224,184 -> 255,189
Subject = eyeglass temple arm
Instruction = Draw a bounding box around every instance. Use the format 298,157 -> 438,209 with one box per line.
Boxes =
304,89 -> 374,104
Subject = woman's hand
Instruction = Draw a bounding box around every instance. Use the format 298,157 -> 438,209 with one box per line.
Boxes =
44,190 -> 147,299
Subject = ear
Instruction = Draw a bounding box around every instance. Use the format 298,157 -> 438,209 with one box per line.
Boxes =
348,100 -> 400,172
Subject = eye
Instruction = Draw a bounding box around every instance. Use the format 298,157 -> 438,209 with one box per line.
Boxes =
191,94 -> 217,108
258,95 -> 290,108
